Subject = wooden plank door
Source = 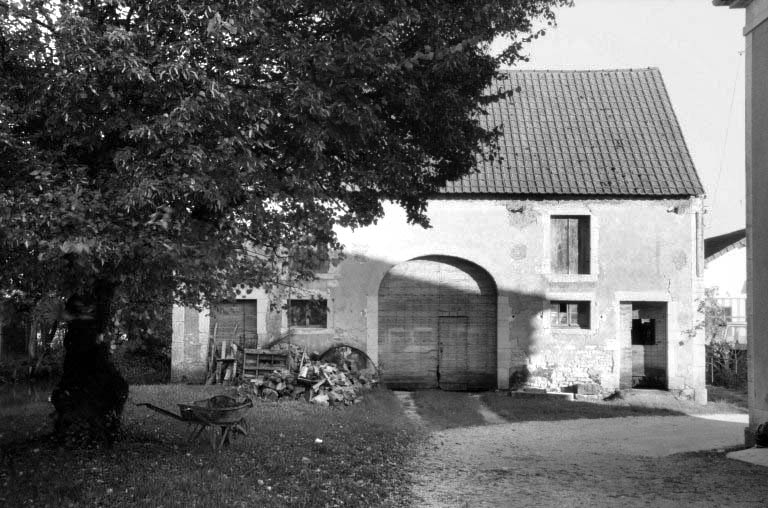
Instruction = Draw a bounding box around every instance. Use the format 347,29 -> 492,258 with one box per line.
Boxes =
210,301 -> 259,350
438,316 -> 469,390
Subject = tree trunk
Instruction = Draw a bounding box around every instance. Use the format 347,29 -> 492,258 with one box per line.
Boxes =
27,321 -> 37,362
31,321 -> 59,378
51,281 -> 128,445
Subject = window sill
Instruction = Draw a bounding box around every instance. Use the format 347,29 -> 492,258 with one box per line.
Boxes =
546,273 -> 598,283
550,327 -> 593,334
290,327 -> 332,334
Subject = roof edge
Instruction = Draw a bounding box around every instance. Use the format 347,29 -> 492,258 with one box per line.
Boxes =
496,67 -> 661,74
713,0 -> 751,8
652,67 -> 707,195
432,193 -> 701,200
706,238 -> 746,262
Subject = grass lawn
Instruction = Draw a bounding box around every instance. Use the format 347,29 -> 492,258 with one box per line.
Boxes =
0,384 -> 423,508
706,384 -> 749,407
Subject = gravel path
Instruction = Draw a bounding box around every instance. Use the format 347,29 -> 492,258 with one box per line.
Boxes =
405,395 -> 768,507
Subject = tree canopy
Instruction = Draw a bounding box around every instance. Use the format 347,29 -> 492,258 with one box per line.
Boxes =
1,0 -> 568,320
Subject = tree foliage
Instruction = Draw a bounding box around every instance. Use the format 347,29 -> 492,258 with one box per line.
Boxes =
1,0 -> 568,318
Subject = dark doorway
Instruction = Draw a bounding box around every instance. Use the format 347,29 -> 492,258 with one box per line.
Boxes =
620,301 -> 668,389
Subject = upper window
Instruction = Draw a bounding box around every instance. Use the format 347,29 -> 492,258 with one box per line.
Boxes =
551,216 -> 590,274
288,299 -> 328,328
550,301 -> 590,329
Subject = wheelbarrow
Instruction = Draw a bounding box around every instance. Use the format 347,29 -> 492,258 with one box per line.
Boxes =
137,395 -> 253,451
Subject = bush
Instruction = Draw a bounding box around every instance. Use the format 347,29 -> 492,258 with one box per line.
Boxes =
706,342 -> 747,390
112,341 -> 170,384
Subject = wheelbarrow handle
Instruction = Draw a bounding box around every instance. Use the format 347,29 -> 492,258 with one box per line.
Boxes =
135,402 -> 185,422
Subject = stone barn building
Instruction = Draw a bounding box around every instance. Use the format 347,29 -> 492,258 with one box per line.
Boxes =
172,68 -> 708,401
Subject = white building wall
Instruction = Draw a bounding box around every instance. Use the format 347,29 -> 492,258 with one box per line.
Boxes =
172,197 -> 705,399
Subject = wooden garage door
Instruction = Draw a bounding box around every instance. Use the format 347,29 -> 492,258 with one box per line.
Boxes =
378,256 -> 497,390
210,301 -> 259,350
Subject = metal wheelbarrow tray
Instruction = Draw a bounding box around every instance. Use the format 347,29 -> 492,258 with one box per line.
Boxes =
138,395 -> 253,451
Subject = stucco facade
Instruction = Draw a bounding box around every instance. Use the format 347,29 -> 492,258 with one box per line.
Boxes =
715,0 -> 768,444
172,197 -> 706,400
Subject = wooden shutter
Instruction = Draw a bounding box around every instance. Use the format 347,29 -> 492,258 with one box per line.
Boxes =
567,303 -> 579,326
550,303 -> 561,327
577,217 -> 590,274
551,218 -> 569,273
567,217 -> 579,274
576,302 -> 590,328
552,216 -> 590,275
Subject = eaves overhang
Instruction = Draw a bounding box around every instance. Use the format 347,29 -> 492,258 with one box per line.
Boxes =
713,0 -> 752,8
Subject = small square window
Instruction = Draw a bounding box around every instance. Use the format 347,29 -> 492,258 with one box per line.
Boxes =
550,301 -> 590,329
288,299 -> 328,328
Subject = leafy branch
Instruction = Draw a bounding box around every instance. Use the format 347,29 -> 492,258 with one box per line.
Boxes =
0,0 -> 57,33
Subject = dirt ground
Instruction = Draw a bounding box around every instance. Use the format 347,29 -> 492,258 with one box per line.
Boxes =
401,391 -> 768,508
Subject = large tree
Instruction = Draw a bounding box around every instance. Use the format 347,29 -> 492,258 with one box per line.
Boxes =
1,0 -> 567,441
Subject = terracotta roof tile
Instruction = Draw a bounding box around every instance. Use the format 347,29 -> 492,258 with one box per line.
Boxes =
442,68 -> 704,197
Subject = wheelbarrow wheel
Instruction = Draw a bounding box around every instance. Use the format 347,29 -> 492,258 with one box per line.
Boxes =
219,419 -> 248,449
210,425 -> 231,452
232,418 -> 249,437
187,424 -> 206,443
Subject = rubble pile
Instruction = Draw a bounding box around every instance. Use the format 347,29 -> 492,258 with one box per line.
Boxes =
239,345 -> 378,406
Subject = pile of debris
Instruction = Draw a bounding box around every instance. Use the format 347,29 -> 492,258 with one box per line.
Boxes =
239,345 -> 378,406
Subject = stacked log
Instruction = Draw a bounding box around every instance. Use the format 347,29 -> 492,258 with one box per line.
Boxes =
247,369 -> 297,401
239,346 -> 378,406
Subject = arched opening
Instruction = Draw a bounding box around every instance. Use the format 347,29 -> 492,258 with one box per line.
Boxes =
377,256 -> 497,390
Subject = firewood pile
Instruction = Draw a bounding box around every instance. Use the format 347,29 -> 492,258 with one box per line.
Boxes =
238,344 -> 378,406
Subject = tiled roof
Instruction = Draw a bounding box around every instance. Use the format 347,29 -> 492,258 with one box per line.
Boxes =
442,68 -> 704,197
705,228 -> 746,261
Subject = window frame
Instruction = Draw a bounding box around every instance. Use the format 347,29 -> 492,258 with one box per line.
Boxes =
287,298 -> 328,328
549,300 -> 591,329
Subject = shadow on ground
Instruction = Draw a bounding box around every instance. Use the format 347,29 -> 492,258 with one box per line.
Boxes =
408,389 -> 694,430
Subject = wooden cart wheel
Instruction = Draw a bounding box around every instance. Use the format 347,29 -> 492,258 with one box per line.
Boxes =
188,424 -> 206,443
233,417 -> 249,436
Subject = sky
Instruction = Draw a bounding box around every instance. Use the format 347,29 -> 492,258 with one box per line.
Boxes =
495,0 -> 746,237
